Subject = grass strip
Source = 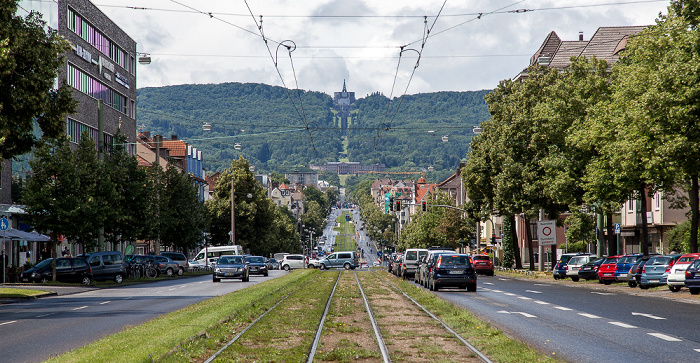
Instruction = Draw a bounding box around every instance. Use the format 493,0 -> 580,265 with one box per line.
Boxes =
376,271 -> 560,363
0,287 -> 50,298
47,270 -> 318,363
211,270 -> 340,362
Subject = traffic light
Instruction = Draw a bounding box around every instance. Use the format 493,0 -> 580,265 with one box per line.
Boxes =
389,197 -> 394,211
421,201 -> 427,211
395,200 -> 401,211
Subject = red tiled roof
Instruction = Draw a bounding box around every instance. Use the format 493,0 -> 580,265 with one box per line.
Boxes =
136,155 -> 151,168
161,140 -> 187,158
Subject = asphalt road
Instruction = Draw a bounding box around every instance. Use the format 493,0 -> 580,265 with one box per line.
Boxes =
0,271 -> 285,363
433,274 -> 700,363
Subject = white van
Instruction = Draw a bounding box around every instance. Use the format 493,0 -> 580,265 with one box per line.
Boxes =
193,245 -> 243,266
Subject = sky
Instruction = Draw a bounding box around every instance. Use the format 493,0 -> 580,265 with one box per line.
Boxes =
95,0 -> 671,98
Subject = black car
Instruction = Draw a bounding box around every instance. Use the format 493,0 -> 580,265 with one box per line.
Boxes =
213,255 -> 249,282
20,258 -> 93,285
245,256 -> 268,276
577,257 -> 606,281
627,256 -> 652,288
427,254 -> 477,292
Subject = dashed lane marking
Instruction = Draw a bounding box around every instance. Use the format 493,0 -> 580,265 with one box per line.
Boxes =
72,306 -> 88,311
608,321 -> 637,328
534,284 -> 549,286
534,301 -> 550,305
35,313 -> 55,318
483,282 -> 494,285
498,278 -> 507,281
503,293 -> 517,296
100,301 -> 110,305
497,311 -> 537,318
578,313 -> 601,319
526,290 -> 542,294
591,292 -> 614,295
693,349 -> 700,353
0,321 -> 17,326
554,306 -> 572,311
632,312 -> 665,320
491,289 -> 503,293
648,333 -> 682,342
518,296 -> 532,300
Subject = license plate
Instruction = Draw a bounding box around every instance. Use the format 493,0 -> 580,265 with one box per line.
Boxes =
650,279 -> 659,283
604,273 -> 612,276
225,273 -> 236,277
581,267 -> 590,271
572,267 -> 580,271
450,270 -> 464,274
618,273 -> 627,278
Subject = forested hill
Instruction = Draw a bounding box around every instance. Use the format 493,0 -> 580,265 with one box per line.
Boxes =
136,82 -> 492,175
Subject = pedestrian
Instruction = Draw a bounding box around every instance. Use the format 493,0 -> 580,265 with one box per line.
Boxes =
62,246 -> 69,257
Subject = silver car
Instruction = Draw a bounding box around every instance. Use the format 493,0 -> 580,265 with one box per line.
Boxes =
566,255 -> 597,282
280,254 -> 306,271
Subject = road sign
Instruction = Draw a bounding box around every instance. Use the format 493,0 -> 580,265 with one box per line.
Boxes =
537,220 -> 557,246
0,218 -> 8,231
614,223 -> 621,235
377,251 -> 382,257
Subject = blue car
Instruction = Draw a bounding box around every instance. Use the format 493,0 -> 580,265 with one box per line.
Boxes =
614,253 -> 644,282
685,259 -> 700,295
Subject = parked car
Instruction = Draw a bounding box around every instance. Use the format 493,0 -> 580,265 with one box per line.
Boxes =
400,248 -> 428,279
554,253 -> 594,279
626,256 -> 652,288
161,252 -> 188,274
212,255 -> 249,282
280,254 -> 306,271
306,258 -> 321,269
427,253 -> 477,291
392,253 -> 404,276
418,249 -> 455,288
245,256 -> 268,276
85,251 -> 126,283
567,255 -> 599,282
128,255 -> 182,276
639,254 -> 681,289
597,256 -> 622,284
266,258 -> 279,270
614,254 -> 645,282
684,259 -> 700,294
20,258 -> 92,285
577,257 -> 606,281
472,255 -> 495,276
667,253 -> 700,292
319,251 -> 360,270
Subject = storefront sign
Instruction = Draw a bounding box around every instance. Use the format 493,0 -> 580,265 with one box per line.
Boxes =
114,72 -> 130,89
74,45 -> 92,63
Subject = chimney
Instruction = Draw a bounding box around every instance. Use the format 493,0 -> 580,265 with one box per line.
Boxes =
143,130 -> 150,139
171,135 -> 178,140
579,31 -> 583,41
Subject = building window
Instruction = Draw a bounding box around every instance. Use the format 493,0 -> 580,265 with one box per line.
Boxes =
67,63 -> 128,115
628,198 -> 634,213
67,7 -> 133,75
655,192 -> 661,210
66,118 -> 113,146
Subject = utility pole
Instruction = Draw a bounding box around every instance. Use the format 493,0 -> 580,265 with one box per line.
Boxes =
231,176 -> 236,245
97,100 -> 105,251
538,209 -> 544,271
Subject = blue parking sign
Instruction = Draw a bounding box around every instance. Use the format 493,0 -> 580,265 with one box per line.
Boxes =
614,223 -> 621,234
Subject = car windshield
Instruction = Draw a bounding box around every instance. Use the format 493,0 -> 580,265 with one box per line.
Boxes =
618,256 -> 638,264
649,257 -> 672,265
603,257 -> 619,264
472,255 -> 490,261
34,259 -> 53,269
219,256 -> 243,264
247,257 -> 265,263
678,256 -> 698,263
439,255 -> 471,266
559,255 -> 576,263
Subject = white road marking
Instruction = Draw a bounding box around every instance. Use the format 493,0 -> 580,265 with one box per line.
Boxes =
632,312 -> 665,320
168,288 -> 176,291
578,313 -> 601,319
35,313 -> 55,318
483,282 -> 494,285
72,306 -> 88,311
608,321 -> 637,328
497,311 -> 537,318
518,296 -> 532,300
0,321 -> 17,326
554,306 -> 572,311
498,278 -> 507,281
526,290 -> 542,294
124,297 -> 133,300
534,300 -> 550,305
648,333 -> 681,342
503,292 -> 517,296
534,284 -> 549,286
591,292 -> 614,295
490,289 -> 503,293
693,349 -> 700,353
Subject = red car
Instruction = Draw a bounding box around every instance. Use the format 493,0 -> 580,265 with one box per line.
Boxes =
472,255 -> 494,276
597,255 -> 622,285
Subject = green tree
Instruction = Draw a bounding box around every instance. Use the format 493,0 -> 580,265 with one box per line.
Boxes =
0,2 -> 76,162
159,161 -> 206,252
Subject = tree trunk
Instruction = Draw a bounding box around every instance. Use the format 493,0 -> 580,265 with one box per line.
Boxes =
511,214 -> 523,269
690,174 -> 699,253
606,212 -> 616,256
639,184 -> 649,256
524,216 -> 535,270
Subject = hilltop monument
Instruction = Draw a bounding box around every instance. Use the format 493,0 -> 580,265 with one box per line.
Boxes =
333,80 -> 356,136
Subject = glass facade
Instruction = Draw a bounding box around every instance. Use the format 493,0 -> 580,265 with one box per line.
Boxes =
17,0 -> 58,29
66,63 -> 128,115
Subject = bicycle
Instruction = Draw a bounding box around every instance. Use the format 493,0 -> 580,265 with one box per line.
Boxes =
144,262 -> 158,278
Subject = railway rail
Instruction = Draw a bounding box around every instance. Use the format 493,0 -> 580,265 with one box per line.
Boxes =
201,270 -> 491,362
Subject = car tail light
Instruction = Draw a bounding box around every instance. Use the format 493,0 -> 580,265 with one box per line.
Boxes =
665,266 -> 671,273
642,266 -> 646,273
686,270 -> 693,278
436,256 -> 443,269
629,267 -> 634,274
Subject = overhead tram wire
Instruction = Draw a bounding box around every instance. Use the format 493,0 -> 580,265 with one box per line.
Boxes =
242,0 -> 318,158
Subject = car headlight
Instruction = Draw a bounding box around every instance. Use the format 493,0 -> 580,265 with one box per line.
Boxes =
237,268 -> 244,272
215,268 -> 221,273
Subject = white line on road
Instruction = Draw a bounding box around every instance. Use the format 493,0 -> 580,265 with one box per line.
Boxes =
578,313 -> 601,319
35,313 -> 55,318
168,288 -> 176,291
534,300 -> 550,305
608,321 -> 637,328
591,292 -> 614,295
100,301 -> 110,305
498,278 -> 507,281
534,284 -> 549,286
526,290 -> 542,294
632,312 -> 665,320
648,333 -> 681,342
554,306 -> 572,311
497,311 -> 537,318
483,282 -> 494,285
503,292 -> 517,296
0,321 -> 17,326
693,349 -> 700,353
518,296 -> 532,300
72,306 -> 88,311
490,289 -> 503,293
